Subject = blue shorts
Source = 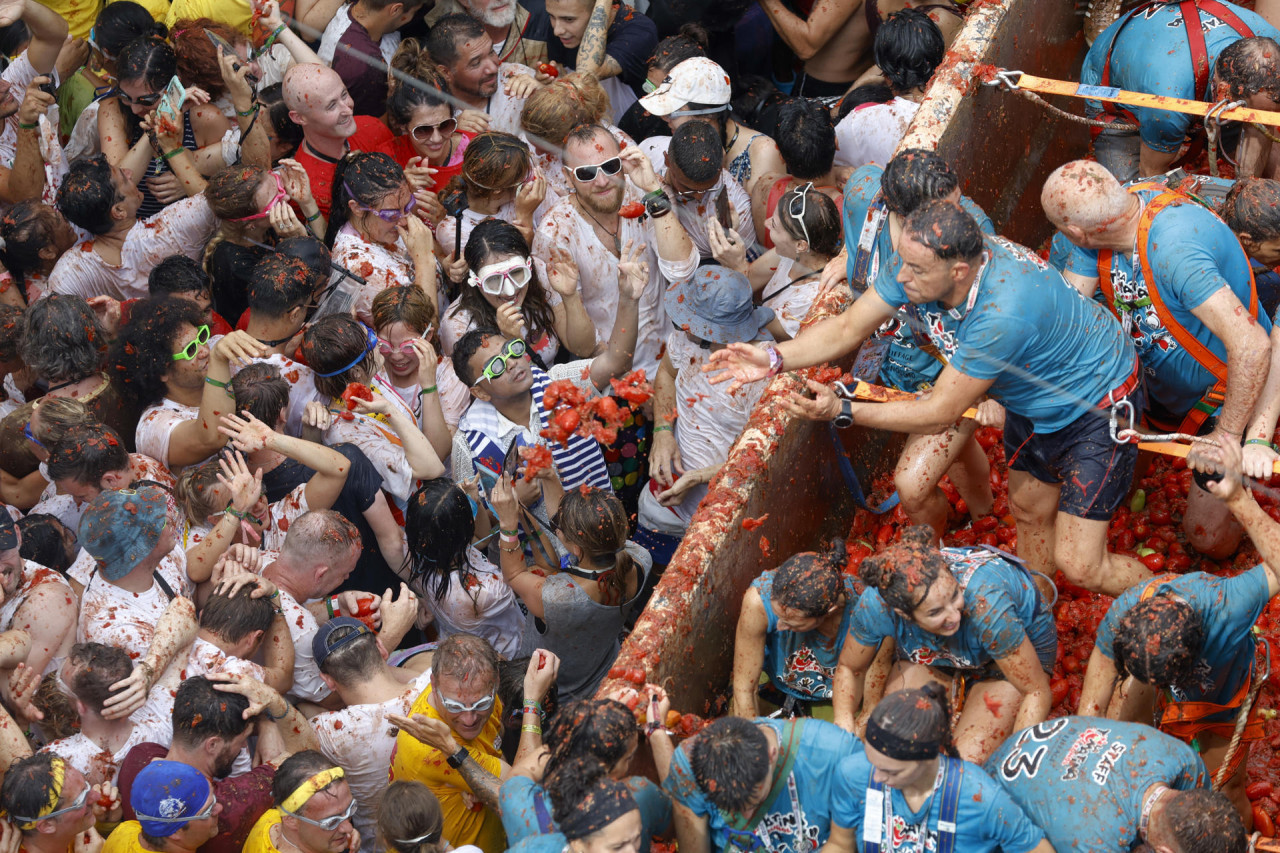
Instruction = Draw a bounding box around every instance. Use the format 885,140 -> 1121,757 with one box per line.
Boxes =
1003,383 -> 1146,521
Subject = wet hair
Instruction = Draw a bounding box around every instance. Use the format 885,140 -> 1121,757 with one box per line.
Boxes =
552,487 -> 636,608
172,676 -> 251,748
0,402 -> 40,478
30,397 -> 95,448
431,632 -> 499,687
0,304 -> 22,364
317,621 -> 383,684
57,154 -> 122,236
776,185 -> 842,257
669,120 -> 723,184
835,82 -> 894,121
772,538 -> 845,617
389,38 -> 446,93
117,34 -> 176,92
868,684 -> 958,759
205,164 -> 271,222
0,202 -> 66,287
66,642 -> 133,714
18,514 -> 75,573
1,753 -> 68,833
47,423 -> 129,486
257,83 -> 304,158
1216,36 -> 1280,104
249,255 -> 313,318
456,219 -> 557,344
174,456 -> 234,525
405,478 -> 488,604
110,296 -> 206,406
172,19 -> 241,99
326,152 -> 406,245
379,782 -> 445,853
149,254 -> 212,300
730,75 -> 779,127
451,326 -> 500,388
881,148 -> 959,215
427,14 -> 486,68
93,2 -> 164,59
445,131 -> 532,210
875,8 -> 945,95
272,751 -> 340,808
230,362 -> 290,425
386,63 -> 452,137
774,100 -> 835,180
20,295 -> 106,384
543,699 -> 638,789
858,524 -> 950,615
902,200 -> 984,262
648,24 -> 708,73
279,510 -> 362,569
690,717 -> 770,811
302,314 -> 377,399
372,285 -> 436,338
520,72 -> 611,149
1164,788 -> 1247,853
1111,594 -> 1205,688
278,236 -> 334,289
544,755 -> 631,836
1221,177 -> 1280,241
200,584 -> 276,644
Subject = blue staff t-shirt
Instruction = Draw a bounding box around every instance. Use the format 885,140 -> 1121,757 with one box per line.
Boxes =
1095,566 -> 1269,713
1081,1 -> 1279,152
1052,189 -> 1269,420
831,752 -> 1045,853
985,717 -> 1205,852
752,571 -> 859,701
499,775 -> 672,853
874,235 -> 1136,433
840,165 -> 995,392
848,547 -> 1056,672
664,717 -> 861,853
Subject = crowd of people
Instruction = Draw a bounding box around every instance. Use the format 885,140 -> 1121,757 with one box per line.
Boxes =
0,0 -> 1270,849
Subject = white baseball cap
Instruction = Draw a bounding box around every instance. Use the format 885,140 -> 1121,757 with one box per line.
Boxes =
639,57 -> 731,117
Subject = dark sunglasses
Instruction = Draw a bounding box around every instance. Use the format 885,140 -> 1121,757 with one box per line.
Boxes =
570,157 -> 622,182
114,88 -> 162,107
411,118 -> 458,142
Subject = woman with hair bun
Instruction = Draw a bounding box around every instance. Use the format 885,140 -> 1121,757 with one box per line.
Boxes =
508,760 -> 644,853
731,538 -> 868,719
825,686 -> 1053,853
833,524 -> 1056,762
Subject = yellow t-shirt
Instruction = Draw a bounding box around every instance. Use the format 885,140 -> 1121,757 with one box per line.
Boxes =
164,0 -> 253,35
243,809 -> 285,853
34,0 -> 102,40
101,822 -> 146,853
389,686 -> 506,853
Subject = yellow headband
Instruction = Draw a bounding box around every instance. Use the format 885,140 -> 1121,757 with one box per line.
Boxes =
8,756 -> 65,830
281,768 -> 345,814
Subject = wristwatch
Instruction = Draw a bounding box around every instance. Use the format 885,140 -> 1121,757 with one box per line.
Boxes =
643,189 -> 672,219
446,748 -> 468,769
833,399 -> 854,429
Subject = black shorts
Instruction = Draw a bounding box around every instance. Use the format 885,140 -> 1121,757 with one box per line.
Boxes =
1003,383 -> 1146,521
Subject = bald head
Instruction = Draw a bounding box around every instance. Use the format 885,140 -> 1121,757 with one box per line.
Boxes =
284,65 -> 357,141
1041,159 -> 1134,240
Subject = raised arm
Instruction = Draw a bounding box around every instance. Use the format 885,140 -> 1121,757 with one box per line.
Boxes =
620,147 -> 697,273
11,0 -> 69,75
102,595 -> 198,720
7,76 -> 55,203
167,334 -> 266,468
350,394 -> 446,480
588,242 -> 645,388
217,47 -> 271,170
491,474 -> 547,619
220,411 -> 351,511
1187,285 -> 1271,443
573,0 -> 621,80
757,0 -> 860,61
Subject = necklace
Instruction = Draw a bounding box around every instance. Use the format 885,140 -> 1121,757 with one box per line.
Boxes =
575,197 -> 621,256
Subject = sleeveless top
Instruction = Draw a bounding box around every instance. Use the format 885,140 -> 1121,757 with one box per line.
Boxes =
754,570 -> 858,701
137,110 -> 197,220
727,132 -> 767,187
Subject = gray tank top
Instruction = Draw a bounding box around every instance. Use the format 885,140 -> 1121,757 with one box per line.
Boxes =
521,541 -> 652,701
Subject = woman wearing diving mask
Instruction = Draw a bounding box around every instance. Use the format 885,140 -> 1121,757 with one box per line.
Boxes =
441,218 -> 597,366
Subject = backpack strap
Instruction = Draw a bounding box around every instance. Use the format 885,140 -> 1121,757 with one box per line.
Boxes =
850,194 -> 888,293
934,757 -> 964,853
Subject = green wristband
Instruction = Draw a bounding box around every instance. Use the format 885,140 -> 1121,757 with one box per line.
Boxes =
419,385 -> 437,396
161,147 -> 184,161
653,425 -> 673,434
1245,438 -> 1276,450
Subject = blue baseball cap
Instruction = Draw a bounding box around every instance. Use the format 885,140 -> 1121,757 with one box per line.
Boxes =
78,486 -> 169,581
132,760 -> 212,838
312,616 -> 375,670
665,266 -> 774,345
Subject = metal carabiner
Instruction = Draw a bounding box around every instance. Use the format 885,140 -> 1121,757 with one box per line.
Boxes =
981,68 -> 1025,90
833,380 -> 858,401
1109,398 -> 1136,445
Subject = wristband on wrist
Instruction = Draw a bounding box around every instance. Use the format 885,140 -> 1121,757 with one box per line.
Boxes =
305,209 -> 322,223
17,121 -> 37,130
265,703 -> 289,720
446,748 -> 468,769
523,700 -> 542,715
224,505 -> 261,524
262,24 -> 286,50
653,425 -> 672,434
419,385 -> 437,396
1245,438 -> 1276,450
236,105 -> 258,118
161,147 -> 184,161
205,376 -> 231,389
500,527 -> 519,536
521,724 -> 542,734
326,596 -> 341,618
764,343 -> 784,378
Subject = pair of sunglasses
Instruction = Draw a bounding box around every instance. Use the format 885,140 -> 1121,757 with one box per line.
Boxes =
568,157 -> 622,183
472,339 -> 528,386
411,117 -> 458,143
172,324 -> 211,361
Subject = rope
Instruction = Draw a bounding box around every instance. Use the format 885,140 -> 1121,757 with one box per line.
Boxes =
1212,672 -> 1266,790
1002,85 -> 1138,131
